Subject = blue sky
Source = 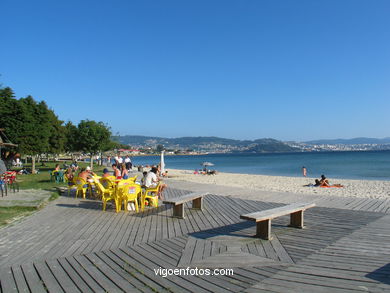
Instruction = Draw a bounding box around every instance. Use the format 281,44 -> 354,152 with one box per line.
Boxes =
1,0 -> 389,141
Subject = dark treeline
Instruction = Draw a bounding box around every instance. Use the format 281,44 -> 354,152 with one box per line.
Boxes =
0,86 -> 115,172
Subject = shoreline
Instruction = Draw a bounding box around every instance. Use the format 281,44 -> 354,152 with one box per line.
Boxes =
165,168 -> 390,199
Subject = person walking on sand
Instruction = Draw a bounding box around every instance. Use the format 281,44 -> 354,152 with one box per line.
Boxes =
302,166 -> 307,177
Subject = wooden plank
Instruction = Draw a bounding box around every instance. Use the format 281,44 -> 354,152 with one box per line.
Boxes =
99,250 -> 156,293
148,208 -> 159,242
56,258 -> 95,293
85,252 -> 137,292
256,219 -> 272,239
205,195 -> 237,225
262,239 -> 278,261
270,238 -> 294,264
2,206 -> 78,266
147,241 -> 182,259
11,265 -> 29,293
42,206 -> 97,260
64,212 -> 111,256
21,262 -> 47,293
139,243 -> 178,267
178,236 -> 197,267
0,267 -> 18,293
34,261 -> 64,293
83,209 -> 123,254
73,254 -> 121,292
54,209 -> 103,257
116,210 -> 138,248
163,192 -> 207,205
172,204 -> 184,218
115,246 -> 199,293
192,239 -> 206,263
100,211 -> 129,251
240,203 -> 316,222
140,208 -> 154,243
45,259 -> 81,293
128,206 -> 146,246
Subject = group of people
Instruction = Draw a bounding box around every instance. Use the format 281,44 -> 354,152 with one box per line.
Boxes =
194,168 -> 218,175
105,155 -> 133,170
305,174 -> 344,188
64,162 -> 167,199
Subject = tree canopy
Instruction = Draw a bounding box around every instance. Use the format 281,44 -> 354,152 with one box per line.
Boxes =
0,85 -> 114,171
76,120 -> 112,155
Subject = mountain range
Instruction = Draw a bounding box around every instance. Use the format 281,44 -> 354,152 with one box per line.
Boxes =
113,135 -> 298,153
304,137 -> 390,145
113,135 -> 390,153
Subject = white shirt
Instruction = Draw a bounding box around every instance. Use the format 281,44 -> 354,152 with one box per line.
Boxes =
145,172 -> 158,187
124,157 -> 131,163
117,157 -> 123,164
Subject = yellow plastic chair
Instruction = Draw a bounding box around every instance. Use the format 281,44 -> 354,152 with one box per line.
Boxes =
64,175 -> 75,196
120,183 -> 141,213
94,178 -> 120,212
88,175 -> 102,198
100,177 -> 116,191
74,177 -> 90,199
141,183 -> 160,211
121,175 -> 137,185
115,180 -> 133,212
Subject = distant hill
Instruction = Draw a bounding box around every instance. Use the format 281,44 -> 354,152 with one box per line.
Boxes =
305,137 -> 390,145
114,135 -> 297,153
242,139 -> 297,153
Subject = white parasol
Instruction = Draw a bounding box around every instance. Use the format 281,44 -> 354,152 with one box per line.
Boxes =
160,150 -> 165,174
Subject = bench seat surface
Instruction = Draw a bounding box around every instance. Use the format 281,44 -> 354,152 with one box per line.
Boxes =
163,192 -> 208,205
240,202 -> 315,222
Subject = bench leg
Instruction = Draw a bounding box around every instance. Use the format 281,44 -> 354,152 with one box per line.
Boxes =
192,197 -> 203,210
256,219 -> 272,240
173,204 -> 184,219
289,210 -> 304,228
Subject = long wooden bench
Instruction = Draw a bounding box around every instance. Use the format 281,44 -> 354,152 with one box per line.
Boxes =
163,192 -> 207,218
240,202 -> 316,240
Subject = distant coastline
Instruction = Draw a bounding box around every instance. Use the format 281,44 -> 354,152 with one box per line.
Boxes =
114,135 -> 390,154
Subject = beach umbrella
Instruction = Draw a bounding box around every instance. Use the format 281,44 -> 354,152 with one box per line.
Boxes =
201,162 -> 214,167
160,150 -> 165,174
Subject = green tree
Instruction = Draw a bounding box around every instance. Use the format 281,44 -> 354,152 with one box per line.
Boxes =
64,122 -> 78,154
76,120 -> 111,169
156,144 -> 164,152
0,90 -> 57,172
17,96 -> 52,172
47,110 -> 66,157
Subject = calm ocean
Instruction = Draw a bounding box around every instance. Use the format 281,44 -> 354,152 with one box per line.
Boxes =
131,151 -> 390,181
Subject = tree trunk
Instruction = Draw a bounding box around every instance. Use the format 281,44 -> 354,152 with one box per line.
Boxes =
32,156 -> 36,174
90,155 -> 93,170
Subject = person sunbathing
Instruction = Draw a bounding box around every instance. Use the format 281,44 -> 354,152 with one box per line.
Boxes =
319,175 -> 343,187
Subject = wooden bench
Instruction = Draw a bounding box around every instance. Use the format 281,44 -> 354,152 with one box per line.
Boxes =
163,192 -> 207,218
240,202 -> 316,240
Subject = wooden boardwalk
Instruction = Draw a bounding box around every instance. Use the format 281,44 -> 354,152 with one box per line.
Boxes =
0,188 -> 389,292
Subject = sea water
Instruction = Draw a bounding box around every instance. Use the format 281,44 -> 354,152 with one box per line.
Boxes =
131,151 -> 390,181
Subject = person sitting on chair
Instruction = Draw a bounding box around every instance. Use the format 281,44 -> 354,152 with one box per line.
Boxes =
145,167 -> 167,199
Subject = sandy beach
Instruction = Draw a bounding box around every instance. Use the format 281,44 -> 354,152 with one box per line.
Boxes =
166,169 -> 390,199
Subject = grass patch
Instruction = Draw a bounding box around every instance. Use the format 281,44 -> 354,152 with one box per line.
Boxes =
0,206 -> 38,227
0,161 -> 106,228
49,192 -> 60,201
